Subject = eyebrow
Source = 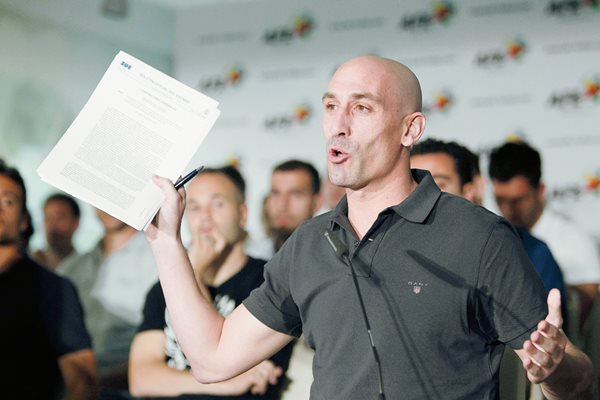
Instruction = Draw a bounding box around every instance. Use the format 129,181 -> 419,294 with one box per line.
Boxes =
322,92 -> 382,103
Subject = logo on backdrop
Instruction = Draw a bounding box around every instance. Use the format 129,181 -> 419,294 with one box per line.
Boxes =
263,14 -> 315,45
549,75 -> 600,107
547,171 -> 600,200
475,37 -> 527,67
198,66 -> 244,92
423,90 -> 454,115
264,103 -> 312,130
546,0 -> 600,16
399,1 -> 455,30
586,172 -> 600,194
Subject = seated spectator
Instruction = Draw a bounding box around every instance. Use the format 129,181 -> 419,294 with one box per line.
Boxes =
59,208 -> 157,398
129,166 -> 293,399
488,141 -> 600,336
247,159 -> 322,260
31,192 -> 80,270
0,158 -> 97,399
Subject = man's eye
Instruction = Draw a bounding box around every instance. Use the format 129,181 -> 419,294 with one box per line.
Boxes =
356,104 -> 369,112
325,103 -> 337,111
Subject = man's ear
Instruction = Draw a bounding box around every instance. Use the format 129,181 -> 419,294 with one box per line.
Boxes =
537,182 -> 545,200
19,209 -> 30,234
401,111 -> 426,148
462,182 -> 477,204
239,203 -> 248,228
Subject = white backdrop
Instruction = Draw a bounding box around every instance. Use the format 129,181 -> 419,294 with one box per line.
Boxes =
175,0 -> 600,242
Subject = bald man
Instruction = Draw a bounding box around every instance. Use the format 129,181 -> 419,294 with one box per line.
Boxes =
145,56 -> 594,399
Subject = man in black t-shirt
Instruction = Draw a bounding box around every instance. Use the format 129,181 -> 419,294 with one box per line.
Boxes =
129,166 -> 292,399
0,159 -> 96,399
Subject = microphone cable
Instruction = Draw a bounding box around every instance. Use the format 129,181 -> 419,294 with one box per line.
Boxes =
324,230 -> 385,400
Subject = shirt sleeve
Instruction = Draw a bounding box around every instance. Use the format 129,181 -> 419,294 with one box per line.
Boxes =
475,220 -> 548,349
137,281 -> 166,332
243,235 -> 303,338
43,277 -> 92,357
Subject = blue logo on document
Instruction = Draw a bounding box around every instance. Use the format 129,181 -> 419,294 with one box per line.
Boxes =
120,61 -> 132,70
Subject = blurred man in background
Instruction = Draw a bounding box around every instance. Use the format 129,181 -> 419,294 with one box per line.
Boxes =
59,209 -> 157,399
32,192 -> 80,270
130,166 -> 292,399
488,141 -> 600,336
0,159 -> 97,400
248,159 -> 322,259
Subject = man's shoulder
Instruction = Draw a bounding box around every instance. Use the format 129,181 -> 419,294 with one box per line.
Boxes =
22,257 -> 81,300
436,192 -> 502,227
299,211 -> 334,232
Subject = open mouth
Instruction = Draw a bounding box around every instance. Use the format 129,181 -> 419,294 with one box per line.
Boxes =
328,147 -> 349,163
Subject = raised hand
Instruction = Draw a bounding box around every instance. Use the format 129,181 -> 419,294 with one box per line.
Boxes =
188,230 -> 227,276
520,289 -> 568,384
144,175 -> 186,244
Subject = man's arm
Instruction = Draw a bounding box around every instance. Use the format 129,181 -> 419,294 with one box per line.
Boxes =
145,176 -> 294,383
58,348 -> 98,400
515,289 -> 597,399
129,330 -> 283,397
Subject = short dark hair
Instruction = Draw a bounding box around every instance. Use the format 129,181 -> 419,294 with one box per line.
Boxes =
488,141 -> 541,188
273,159 -> 321,194
199,165 -> 246,202
44,193 -> 81,218
411,138 -> 478,186
0,158 -> 34,244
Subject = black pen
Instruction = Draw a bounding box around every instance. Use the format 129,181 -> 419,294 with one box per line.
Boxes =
174,165 -> 204,189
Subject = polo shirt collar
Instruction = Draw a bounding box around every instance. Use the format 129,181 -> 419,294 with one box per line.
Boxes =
329,169 -> 441,228
391,169 -> 441,223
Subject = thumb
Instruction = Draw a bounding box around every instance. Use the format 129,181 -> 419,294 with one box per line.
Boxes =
545,288 -> 563,328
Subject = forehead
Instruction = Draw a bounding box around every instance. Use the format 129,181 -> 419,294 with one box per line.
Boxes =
271,170 -> 312,190
45,199 -> 73,212
188,173 -> 238,199
0,175 -> 24,199
411,153 -> 458,176
492,176 -> 534,195
325,60 -> 394,102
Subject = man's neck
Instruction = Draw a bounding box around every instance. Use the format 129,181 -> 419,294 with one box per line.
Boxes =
528,202 -> 545,231
48,243 -> 75,260
101,227 -> 137,257
347,168 -> 417,239
0,246 -> 23,273
207,241 -> 248,287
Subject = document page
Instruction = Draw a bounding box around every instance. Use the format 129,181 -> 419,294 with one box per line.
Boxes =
37,51 -> 220,230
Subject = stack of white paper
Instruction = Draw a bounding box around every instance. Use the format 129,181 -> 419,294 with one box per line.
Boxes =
37,51 -> 220,230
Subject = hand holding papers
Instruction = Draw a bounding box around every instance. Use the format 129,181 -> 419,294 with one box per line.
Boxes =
37,51 -> 220,230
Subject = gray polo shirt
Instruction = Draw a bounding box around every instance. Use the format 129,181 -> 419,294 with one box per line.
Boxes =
244,169 -> 547,400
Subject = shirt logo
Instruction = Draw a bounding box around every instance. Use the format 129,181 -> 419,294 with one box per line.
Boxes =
408,281 -> 429,294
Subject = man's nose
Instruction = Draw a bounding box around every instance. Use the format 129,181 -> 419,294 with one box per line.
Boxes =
326,109 -> 351,138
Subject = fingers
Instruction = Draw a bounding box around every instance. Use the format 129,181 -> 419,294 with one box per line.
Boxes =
521,319 -> 567,384
247,361 -> 281,394
545,288 -> 563,328
145,175 -> 187,243
270,366 -> 283,385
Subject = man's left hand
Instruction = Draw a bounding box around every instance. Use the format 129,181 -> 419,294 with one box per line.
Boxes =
520,288 -> 568,384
